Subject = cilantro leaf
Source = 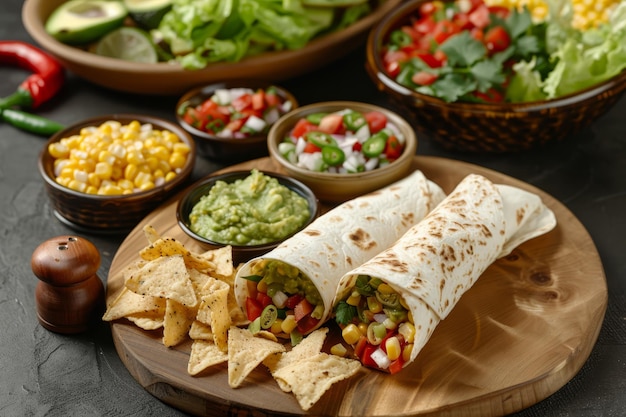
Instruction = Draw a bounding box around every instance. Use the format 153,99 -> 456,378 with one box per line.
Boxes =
334,301 -> 357,326
431,73 -> 477,102
471,59 -> 507,91
505,7 -> 533,39
440,32 -> 486,67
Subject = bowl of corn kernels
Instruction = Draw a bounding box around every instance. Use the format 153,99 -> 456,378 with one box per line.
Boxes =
38,114 -> 196,232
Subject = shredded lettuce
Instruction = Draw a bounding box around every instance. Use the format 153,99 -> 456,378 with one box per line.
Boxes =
154,0 -> 374,69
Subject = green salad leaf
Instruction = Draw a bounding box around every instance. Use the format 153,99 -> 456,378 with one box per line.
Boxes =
154,0 -> 374,69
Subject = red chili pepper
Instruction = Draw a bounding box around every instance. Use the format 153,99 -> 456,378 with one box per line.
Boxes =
0,41 -> 64,110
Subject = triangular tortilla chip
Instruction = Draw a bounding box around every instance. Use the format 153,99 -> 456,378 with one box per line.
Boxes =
197,278 -> 231,351
189,320 -> 213,340
163,298 -> 196,347
102,287 -> 165,321
228,327 -> 285,388
140,237 -> 214,271
199,245 -> 235,277
272,353 -> 362,411
188,339 -> 228,376
126,314 -> 164,330
125,255 -> 197,307
142,225 -> 161,244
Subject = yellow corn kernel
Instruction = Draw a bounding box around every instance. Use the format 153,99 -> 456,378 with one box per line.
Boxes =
402,343 -> 414,363
73,170 -> 89,184
341,323 -> 362,345
151,145 -> 170,161
55,177 -> 70,187
94,162 -> 113,179
124,163 -> 138,181
59,166 -> 76,179
85,185 -> 98,195
398,322 -> 416,344
256,279 -> 268,293
330,343 -> 348,357
157,159 -> 171,174
138,181 -> 155,191
357,322 -> 368,336
377,283 -> 394,294
173,142 -> 191,154
67,180 -> 87,193
164,171 -> 177,182
366,296 -> 383,313
117,179 -> 134,191
98,184 -> 123,195
126,150 -> 145,166
145,156 -> 160,171
281,315 -> 297,334
346,291 -> 361,306
385,336 -> 402,361
270,318 -> 283,334
133,171 -> 152,187
48,142 -> 69,159
169,152 -> 187,169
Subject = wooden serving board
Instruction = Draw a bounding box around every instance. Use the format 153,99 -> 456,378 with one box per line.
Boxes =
107,156 -> 608,416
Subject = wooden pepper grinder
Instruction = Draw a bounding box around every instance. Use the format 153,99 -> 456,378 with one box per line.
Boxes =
31,235 -> 105,334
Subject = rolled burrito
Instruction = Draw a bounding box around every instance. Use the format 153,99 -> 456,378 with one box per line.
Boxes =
234,170 -> 446,340
332,174 -> 557,373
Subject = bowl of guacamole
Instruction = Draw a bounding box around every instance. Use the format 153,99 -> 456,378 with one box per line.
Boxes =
177,169 -> 319,264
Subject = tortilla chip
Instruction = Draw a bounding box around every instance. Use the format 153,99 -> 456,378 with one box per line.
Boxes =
228,326 -> 285,388
126,314 -> 164,330
142,225 -> 161,244
200,245 -> 235,277
264,327 -> 329,391
163,298 -> 196,347
188,339 -> 228,376
196,278 -> 231,352
188,268 -> 212,295
189,320 -> 213,340
102,287 -> 166,321
140,237 -> 214,271
272,353 -> 362,411
125,254 -> 197,307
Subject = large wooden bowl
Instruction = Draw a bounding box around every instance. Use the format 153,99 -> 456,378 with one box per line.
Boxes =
22,0 -> 401,95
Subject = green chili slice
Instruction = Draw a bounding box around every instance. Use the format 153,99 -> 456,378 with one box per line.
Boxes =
362,132 -> 389,157
305,131 -> 337,148
306,112 -> 328,125
342,111 -> 366,131
260,305 -> 278,329
321,146 -> 345,166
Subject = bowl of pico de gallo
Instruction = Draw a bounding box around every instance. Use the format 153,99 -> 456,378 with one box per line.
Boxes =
176,80 -> 298,162
267,101 -> 417,203
366,0 -> 626,152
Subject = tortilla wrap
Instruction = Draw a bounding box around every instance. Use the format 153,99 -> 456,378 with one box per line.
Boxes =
333,174 -> 557,368
234,170 -> 446,332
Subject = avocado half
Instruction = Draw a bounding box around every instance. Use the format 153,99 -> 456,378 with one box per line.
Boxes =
45,0 -> 128,45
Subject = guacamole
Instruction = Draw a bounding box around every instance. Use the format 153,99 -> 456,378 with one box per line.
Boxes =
189,170 -> 311,246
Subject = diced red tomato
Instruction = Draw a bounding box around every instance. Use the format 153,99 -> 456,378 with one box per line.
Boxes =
468,4 -> 490,29
484,25 -> 511,53
291,118 -> 317,138
389,358 -> 405,374
432,20 -> 460,44
296,315 -> 319,334
352,141 -> 362,152
488,5 -> 510,19
265,91 -> 281,107
412,71 -> 438,86
294,298 -> 313,322
231,93 -> 253,112
413,15 -> 437,35
364,111 -> 387,133
199,98 -> 219,114
473,87 -> 504,103
453,12 -> 473,30
183,107 -> 201,127
251,89 -> 265,110
418,1 -> 439,16
225,118 -> 245,132
384,135 -> 404,159
470,27 -> 484,41
303,142 -> 322,153
361,345 -> 379,368
245,297 -> 263,322
416,52 -> 443,68
354,335 -> 368,358
318,113 -> 344,134
256,291 -> 273,308
284,294 -> 304,309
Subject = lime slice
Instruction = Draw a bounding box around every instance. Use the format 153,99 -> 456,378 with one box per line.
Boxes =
95,27 -> 158,63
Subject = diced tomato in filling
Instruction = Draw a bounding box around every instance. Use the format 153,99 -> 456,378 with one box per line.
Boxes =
291,118 -> 317,138
246,297 -> 263,322
412,71 -> 438,86
389,358 -> 405,374
284,294 -> 304,309
318,114 -> 345,134
384,135 -> 404,160
256,291 -> 273,308
296,314 -> 319,334
251,90 -> 265,110
294,298 -> 313,322
361,345 -> 379,368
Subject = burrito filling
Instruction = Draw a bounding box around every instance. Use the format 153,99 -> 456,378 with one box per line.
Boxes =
334,275 -> 413,374
241,259 -> 324,345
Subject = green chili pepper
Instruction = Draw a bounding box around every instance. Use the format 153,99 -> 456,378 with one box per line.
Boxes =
321,145 -> 345,166
0,108 -> 64,136
305,112 -> 328,125
342,111 -> 366,131
362,131 -> 389,157
389,30 -> 414,48
305,131 -> 337,148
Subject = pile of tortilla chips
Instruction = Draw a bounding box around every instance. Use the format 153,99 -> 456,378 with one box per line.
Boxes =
103,225 -> 362,411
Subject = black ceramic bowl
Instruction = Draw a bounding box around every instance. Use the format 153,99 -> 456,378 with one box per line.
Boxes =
38,114 -> 196,233
177,170 -> 320,265
176,80 -> 298,162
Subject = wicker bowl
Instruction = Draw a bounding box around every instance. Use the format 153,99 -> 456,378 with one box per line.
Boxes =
365,0 -> 626,153
39,114 -> 196,233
